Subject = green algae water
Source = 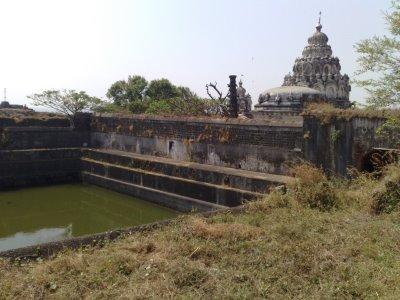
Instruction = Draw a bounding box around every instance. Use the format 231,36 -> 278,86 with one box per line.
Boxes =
0,184 -> 177,252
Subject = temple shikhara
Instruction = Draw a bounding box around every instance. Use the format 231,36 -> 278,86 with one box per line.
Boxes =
254,14 -> 351,116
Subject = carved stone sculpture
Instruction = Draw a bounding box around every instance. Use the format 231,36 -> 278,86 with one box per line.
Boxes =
254,13 -> 351,116
237,80 -> 252,115
281,14 -> 351,107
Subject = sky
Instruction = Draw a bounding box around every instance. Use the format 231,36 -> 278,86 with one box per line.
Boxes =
0,0 -> 392,109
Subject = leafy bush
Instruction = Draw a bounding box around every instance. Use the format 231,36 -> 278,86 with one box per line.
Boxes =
144,97 -> 225,116
128,101 -> 149,114
93,102 -> 127,113
145,100 -> 172,115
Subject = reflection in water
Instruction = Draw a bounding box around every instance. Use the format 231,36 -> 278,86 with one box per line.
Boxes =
0,225 -> 73,252
0,184 -> 177,251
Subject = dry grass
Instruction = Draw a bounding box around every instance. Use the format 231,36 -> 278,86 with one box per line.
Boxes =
288,163 -> 339,211
0,109 -> 68,126
1,165 -> 400,299
186,217 -> 264,240
370,165 -> 400,214
302,102 -> 400,124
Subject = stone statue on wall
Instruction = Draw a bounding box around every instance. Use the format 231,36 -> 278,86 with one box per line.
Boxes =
237,79 -> 252,116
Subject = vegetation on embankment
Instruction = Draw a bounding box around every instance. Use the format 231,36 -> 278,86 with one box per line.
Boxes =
0,109 -> 69,127
302,102 -> 400,124
1,164 -> 400,298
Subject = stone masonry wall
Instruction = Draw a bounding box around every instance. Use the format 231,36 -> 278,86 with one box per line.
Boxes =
90,114 -> 303,175
1,112 -> 396,178
0,148 -> 82,189
0,127 -> 90,150
303,116 -> 399,176
0,113 -> 91,150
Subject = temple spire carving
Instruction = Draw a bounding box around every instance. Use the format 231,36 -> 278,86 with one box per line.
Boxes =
282,14 -> 351,106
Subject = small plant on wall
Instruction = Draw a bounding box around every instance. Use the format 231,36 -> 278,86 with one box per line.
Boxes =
331,129 -> 341,143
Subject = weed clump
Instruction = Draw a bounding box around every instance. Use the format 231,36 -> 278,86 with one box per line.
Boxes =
302,102 -> 398,124
247,189 -> 295,213
171,264 -> 209,289
371,165 -> 400,214
289,163 -> 339,211
186,217 -> 263,241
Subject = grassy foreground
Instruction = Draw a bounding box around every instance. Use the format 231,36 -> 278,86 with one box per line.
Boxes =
1,165 -> 400,299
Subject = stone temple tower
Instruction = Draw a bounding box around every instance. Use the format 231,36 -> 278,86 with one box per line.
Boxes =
254,14 -> 351,116
283,14 -> 351,106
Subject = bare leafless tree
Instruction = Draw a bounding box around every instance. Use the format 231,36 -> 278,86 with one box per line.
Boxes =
205,82 -> 230,116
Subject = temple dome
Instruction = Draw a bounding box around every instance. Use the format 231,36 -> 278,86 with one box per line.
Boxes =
283,15 -> 351,104
0,101 -> 10,108
254,13 -> 352,116
259,86 -> 322,103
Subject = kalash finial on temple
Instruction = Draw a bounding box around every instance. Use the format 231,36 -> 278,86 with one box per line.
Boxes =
316,11 -> 322,31
254,12 -> 351,116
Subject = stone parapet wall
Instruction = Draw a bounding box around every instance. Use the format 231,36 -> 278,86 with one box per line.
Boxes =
91,114 -> 302,149
303,116 -> 399,176
0,113 -> 91,150
0,115 -> 70,128
0,127 -> 90,150
90,114 -> 303,174
0,114 -> 303,173
1,112 -> 395,177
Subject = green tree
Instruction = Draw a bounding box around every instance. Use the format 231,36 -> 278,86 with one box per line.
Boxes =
146,78 -> 179,100
106,75 -> 148,109
354,1 -> 400,107
145,86 -> 214,116
106,80 -> 127,107
125,75 -> 148,102
106,75 -> 214,116
145,99 -> 173,115
28,90 -> 101,127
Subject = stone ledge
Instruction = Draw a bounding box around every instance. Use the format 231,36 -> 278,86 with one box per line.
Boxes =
93,113 -> 304,128
3,126 -> 73,132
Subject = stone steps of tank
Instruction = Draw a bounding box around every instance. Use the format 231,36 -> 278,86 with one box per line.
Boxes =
82,172 -> 227,213
81,157 -> 263,208
81,148 -> 293,194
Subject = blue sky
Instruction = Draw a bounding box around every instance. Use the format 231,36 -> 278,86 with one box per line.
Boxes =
0,0 -> 392,107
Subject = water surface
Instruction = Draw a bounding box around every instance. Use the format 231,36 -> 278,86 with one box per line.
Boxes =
0,184 -> 177,252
